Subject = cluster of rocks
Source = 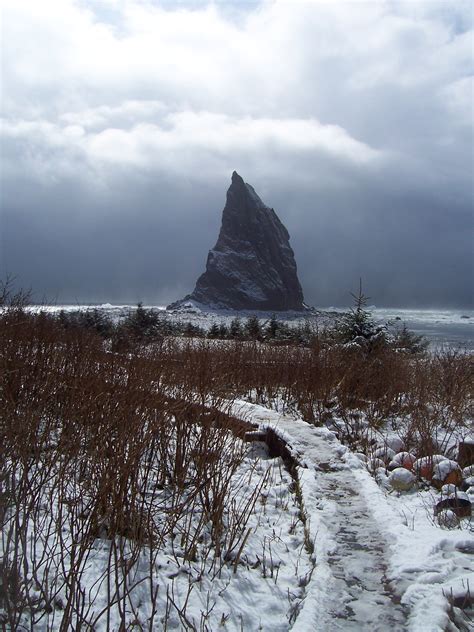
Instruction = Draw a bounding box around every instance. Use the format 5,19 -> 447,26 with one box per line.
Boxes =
364,438 -> 473,528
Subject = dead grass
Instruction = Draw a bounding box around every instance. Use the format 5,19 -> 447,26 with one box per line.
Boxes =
1,304 -> 472,628
0,310 -> 265,629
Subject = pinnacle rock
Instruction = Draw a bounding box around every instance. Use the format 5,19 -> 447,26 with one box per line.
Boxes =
171,173 -> 305,311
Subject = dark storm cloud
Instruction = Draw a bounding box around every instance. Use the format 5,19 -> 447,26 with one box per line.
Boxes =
1,0 -> 472,307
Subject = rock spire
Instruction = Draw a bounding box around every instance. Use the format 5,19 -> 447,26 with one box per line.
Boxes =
172,172 -> 305,311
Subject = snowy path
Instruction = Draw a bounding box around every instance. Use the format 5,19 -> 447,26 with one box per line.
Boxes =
231,401 -> 409,631
303,463 -> 408,630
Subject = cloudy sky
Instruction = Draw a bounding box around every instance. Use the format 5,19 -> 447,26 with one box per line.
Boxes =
1,0 -> 472,307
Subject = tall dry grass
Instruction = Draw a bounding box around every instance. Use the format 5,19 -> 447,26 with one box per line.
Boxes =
1,303 -> 472,628
0,309 -> 264,630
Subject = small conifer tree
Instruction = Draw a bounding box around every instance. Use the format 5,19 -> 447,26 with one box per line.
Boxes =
208,323 -> 220,338
230,317 -> 242,339
334,280 -> 386,349
266,314 -> 279,339
245,315 -> 261,340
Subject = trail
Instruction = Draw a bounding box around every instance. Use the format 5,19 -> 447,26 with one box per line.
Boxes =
232,400 -> 410,632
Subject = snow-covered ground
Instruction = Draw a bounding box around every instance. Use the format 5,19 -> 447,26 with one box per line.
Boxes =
231,401 -> 474,632
3,395 -> 473,631
2,423 -> 314,631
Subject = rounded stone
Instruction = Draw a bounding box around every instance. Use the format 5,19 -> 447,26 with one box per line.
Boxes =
388,452 -> 417,471
437,509 -> 460,529
388,467 -> 416,492
385,437 -> 405,453
374,446 -> 396,464
413,455 -> 448,481
432,459 -> 462,489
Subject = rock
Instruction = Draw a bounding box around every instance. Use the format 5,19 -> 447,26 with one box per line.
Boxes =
440,483 -> 459,496
432,459 -> 462,489
388,451 -> 417,471
437,509 -> 460,529
461,475 -> 474,491
368,457 -> 386,472
462,465 -> 474,478
374,446 -> 396,464
385,437 -> 405,453
434,492 -> 471,518
388,467 -> 416,491
169,172 -> 305,311
457,440 -> 474,467
413,454 -> 448,481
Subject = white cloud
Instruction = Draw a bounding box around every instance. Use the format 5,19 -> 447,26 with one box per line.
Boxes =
4,0 -> 469,174
1,110 -> 384,188
3,0 -> 471,121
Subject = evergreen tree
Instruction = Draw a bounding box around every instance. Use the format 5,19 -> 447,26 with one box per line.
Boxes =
390,322 -> 428,354
334,280 -> 386,349
245,315 -> 261,340
266,314 -> 279,339
124,303 -> 159,340
230,317 -> 242,339
208,323 -> 220,338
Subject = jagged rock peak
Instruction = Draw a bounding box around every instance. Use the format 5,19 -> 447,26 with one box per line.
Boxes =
170,172 -> 306,311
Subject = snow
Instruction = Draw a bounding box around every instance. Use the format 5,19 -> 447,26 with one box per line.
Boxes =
374,446 -> 396,462
441,484 -> 459,496
446,491 -> 470,503
229,401 -> 473,631
385,437 -> 406,453
433,459 -> 462,482
2,429 -> 314,630
3,389 -> 472,630
389,452 -> 417,470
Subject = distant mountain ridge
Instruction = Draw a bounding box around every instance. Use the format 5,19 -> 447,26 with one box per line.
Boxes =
169,172 -> 305,311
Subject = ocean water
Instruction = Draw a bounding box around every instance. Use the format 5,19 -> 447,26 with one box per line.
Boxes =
367,307 -> 474,351
322,307 -> 474,351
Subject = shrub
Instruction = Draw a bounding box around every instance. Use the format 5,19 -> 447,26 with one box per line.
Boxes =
332,281 -> 386,351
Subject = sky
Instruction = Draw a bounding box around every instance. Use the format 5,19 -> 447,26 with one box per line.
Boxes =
1,0 -> 473,308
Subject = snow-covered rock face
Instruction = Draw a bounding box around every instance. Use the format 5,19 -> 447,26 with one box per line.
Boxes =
174,171 -> 305,311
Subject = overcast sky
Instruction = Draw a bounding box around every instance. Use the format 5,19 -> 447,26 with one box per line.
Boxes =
1,0 -> 473,307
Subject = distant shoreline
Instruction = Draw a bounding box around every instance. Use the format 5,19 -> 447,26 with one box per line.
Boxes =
24,304 -> 474,350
